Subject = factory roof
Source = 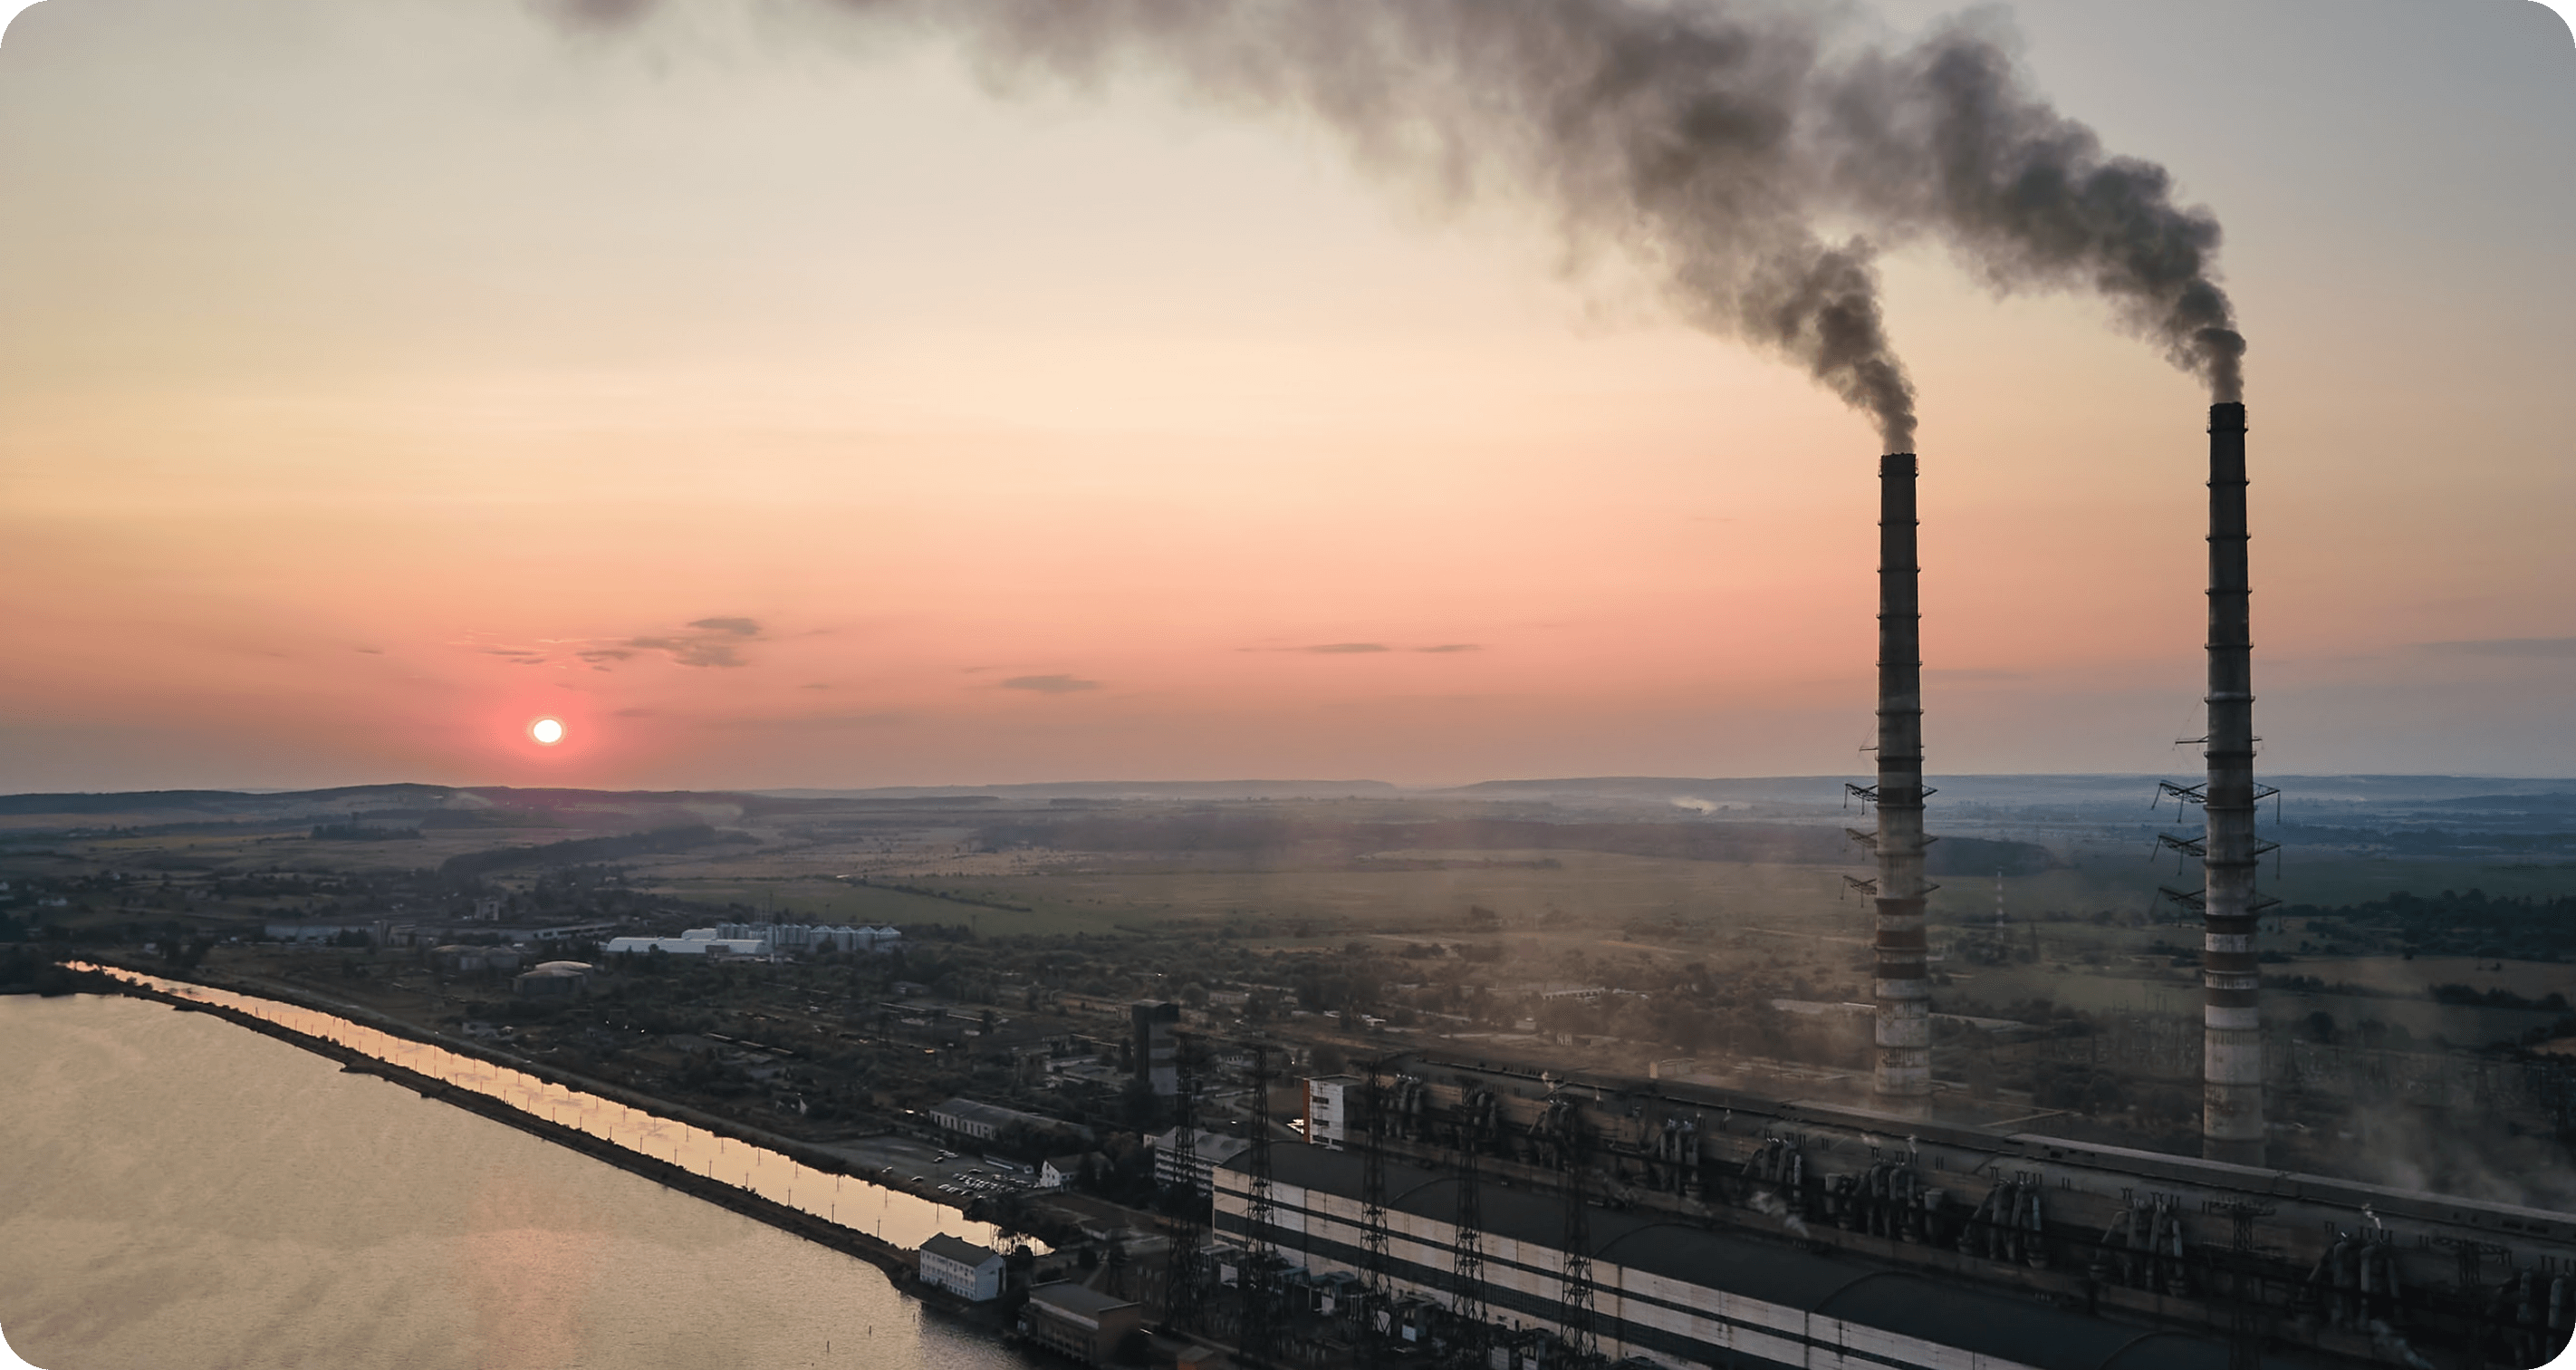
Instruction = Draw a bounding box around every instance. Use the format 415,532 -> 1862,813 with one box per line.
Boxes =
930,1096 -> 1093,1138
1228,1144 -> 2290,1370
1025,1282 -> 1137,1319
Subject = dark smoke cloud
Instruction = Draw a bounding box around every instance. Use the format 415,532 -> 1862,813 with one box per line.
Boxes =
1819,19 -> 2245,402
554,0 -> 2241,435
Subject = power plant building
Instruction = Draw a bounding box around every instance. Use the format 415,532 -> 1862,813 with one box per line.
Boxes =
1211,1143 -> 2282,1370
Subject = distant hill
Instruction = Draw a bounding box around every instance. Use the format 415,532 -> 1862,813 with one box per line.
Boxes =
754,779 -> 1403,802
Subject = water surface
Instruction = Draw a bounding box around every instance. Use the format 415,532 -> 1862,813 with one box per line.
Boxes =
0,992 -> 1028,1370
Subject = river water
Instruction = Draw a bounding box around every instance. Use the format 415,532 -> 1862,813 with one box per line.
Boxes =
0,989 -> 1033,1370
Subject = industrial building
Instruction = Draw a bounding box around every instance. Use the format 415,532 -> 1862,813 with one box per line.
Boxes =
1172,1056 -> 2576,1370
600,931 -> 771,958
1302,1073 -> 1357,1149
706,922 -> 902,954
928,1096 -> 1093,1149
1149,1125 -> 1253,1196
1132,999 -> 1180,1096
1211,1143 -> 2274,1369
1019,1282 -> 1145,1365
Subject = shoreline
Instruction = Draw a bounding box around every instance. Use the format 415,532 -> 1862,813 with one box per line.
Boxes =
70,963 -> 1016,1327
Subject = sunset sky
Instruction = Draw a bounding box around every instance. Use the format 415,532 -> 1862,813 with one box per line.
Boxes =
2,0 -> 2571,792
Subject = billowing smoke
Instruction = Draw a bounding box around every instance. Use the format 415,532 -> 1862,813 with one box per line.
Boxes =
1818,20 -> 2247,402
548,0 -> 2244,437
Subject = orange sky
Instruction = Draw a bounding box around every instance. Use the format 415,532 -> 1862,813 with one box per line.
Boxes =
2,0 -> 2571,790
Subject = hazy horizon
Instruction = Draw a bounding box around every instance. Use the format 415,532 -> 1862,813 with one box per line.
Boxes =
9,768 -> 2576,804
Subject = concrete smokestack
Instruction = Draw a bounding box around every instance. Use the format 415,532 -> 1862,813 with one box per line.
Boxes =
2201,402 -> 2264,1165
1873,451 -> 1931,1106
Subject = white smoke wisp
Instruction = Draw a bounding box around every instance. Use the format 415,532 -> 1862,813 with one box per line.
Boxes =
1748,1187 -> 1811,1238
2365,1320 -> 2436,1370
542,0 -> 2248,439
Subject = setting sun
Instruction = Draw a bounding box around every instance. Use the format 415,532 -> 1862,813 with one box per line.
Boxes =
530,718 -> 564,747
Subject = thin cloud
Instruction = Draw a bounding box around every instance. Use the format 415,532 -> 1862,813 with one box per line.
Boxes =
2422,636 -> 2576,659
466,617 -> 769,671
709,710 -> 908,730
625,635 -> 747,668
611,617 -> 767,668
1003,674 -> 1101,694
1303,642 -> 1390,654
1414,643 -> 1482,653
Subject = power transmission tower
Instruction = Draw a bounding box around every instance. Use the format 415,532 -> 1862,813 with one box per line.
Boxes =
2210,1198 -> 2273,1370
1560,1103 -> 1597,1365
1360,1060 -> 1393,1333
1164,1066 -> 1206,1334
1242,1044 -> 1276,1369
1451,1088 -> 1491,1361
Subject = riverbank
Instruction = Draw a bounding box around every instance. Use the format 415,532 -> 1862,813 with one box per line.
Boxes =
76,960 -> 1027,1326
81,957 -> 932,1188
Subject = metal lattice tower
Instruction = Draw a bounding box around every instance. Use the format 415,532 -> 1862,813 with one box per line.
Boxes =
1242,1044 -> 1276,1368
1450,1089 -> 1490,1356
2209,1198 -> 2273,1370
1360,1060 -> 1393,1326
1164,1066 -> 1206,1334
1559,1103 -> 1597,1365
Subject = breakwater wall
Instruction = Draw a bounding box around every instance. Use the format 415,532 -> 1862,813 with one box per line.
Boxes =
77,960 -> 1024,1311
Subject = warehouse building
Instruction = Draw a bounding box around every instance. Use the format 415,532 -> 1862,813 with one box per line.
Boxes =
1019,1282 -> 1144,1365
928,1096 -> 1093,1149
601,932 -> 771,958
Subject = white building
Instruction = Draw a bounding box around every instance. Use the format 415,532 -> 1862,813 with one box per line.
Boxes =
1040,1154 -> 1089,1191
1149,1127 -> 1252,1196
1303,1073 -> 1359,1149
916,1233 -> 1005,1302
707,922 -> 903,954
601,933 -> 772,958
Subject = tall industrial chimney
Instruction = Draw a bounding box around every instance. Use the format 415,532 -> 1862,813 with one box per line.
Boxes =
1873,451 -> 1931,1106
2201,402 -> 2264,1165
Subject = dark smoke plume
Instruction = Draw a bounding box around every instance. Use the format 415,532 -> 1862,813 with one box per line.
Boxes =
1818,19 -> 2246,402
553,0 -> 2243,434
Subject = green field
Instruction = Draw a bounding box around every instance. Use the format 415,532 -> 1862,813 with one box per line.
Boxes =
642,849 -> 1877,942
